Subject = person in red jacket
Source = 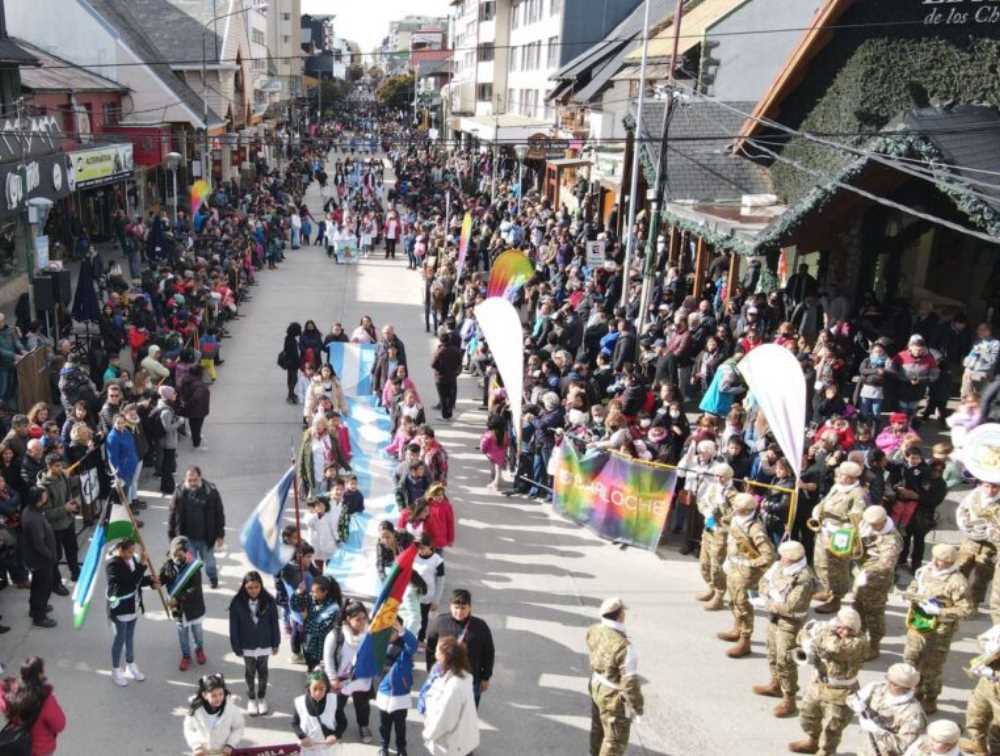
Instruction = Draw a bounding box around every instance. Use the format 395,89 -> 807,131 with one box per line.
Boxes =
0,657 -> 66,756
425,482 -> 456,549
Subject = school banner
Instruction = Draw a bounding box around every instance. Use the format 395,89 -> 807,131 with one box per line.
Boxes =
336,236 -> 360,264
552,443 -> 677,551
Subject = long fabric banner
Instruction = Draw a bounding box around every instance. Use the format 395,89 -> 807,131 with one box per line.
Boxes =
327,342 -> 376,396
552,443 -> 678,551
474,297 -> 524,442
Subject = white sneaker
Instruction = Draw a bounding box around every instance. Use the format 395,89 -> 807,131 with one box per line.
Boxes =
247,699 -> 259,716
126,662 -> 145,682
257,699 -> 268,716
111,668 -> 129,687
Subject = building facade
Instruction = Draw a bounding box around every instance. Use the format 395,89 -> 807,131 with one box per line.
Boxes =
267,0 -> 303,99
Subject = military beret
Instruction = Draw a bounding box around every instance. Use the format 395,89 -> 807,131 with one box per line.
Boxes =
599,597 -> 625,616
862,505 -> 888,524
926,719 -> 960,744
931,543 -> 958,563
778,541 -> 805,561
836,607 -> 862,632
886,662 -> 919,688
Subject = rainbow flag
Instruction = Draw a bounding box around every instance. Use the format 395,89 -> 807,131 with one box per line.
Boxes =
456,212 -> 473,279
191,179 -> 210,216
487,249 -> 534,300
352,544 -> 417,679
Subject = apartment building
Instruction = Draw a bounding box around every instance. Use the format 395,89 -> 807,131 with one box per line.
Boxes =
267,0 -> 303,98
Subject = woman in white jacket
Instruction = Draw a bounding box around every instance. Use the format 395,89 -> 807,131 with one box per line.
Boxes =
422,637 -> 480,755
183,673 -> 245,755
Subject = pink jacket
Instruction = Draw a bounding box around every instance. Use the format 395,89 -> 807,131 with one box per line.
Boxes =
875,427 -> 908,456
479,430 -> 508,466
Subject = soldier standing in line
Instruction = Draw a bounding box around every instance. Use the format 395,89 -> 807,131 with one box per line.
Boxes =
847,663 -> 926,756
905,720 -> 962,756
853,504 -> 904,660
956,480 -> 1000,607
788,607 -> 868,756
752,540 -> 817,718
958,625 -> 1000,755
695,462 -> 735,612
812,461 -> 868,614
586,597 -> 644,756
901,543 -> 974,715
717,492 -> 775,659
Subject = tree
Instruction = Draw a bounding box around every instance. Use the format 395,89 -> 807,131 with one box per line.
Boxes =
347,64 -> 364,83
376,74 -> 414,111
367,66 -> 384,81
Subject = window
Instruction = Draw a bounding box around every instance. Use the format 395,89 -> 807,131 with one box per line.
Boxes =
283,35 -> 290,44
528,0 -> 542,23
478,43 -> 494,62
477,83 -> 493,102
479,1 -> 496,22
509,46 -> 518,71
547,35 -> 559,67
282,12 -> 290,21
103,102 -> 118,126
551,0 -> 562,15
511,3 -> 520,29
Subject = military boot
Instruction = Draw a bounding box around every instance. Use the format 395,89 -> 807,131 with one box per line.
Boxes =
921,699 -> 938,715
864,640 -> 880,662
751,677 -> 781,697
695,588 -> 715,602
958,737 -> 988,755
773,696 -> 797,718
716,626 -> 741,642
788,737 -> 819,754
726,636 -> 751,658
814,597 -> 841,614
704,591 -> 725,611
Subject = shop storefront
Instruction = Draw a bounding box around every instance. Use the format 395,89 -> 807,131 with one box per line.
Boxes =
67,143 -> 134,241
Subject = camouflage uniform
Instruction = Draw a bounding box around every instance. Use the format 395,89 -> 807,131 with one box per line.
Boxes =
854,521 -> 904,653
698,482 -> 734,598
586,620 -> 644,756
812,484 -> 867,600
963,661 -> 1000,754
758,559 -> 817,698
852,680 -> 926,756
902,565 -> 973,707
956,487 -> 1000,606
797,621 -> 869,755
724,512 -> 775,640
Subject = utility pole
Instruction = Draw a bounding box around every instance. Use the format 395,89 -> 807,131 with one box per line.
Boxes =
636,0 -> 686,336
619,0 -> 653,309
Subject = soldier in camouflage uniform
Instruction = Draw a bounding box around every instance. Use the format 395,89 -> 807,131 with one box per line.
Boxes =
905,720 -> 961,756
847,663 -> 925,756
586,597 -> 644,756
788,607 -> 868,756
956,481 -> 1000,607
902,543 -> 974,715
752,540 -> 816,718
812,461 -> 868,614
853,505 -> 904,660
959,626 -> 1000,755
695,462 -> 735,611
717,492 -> 774,659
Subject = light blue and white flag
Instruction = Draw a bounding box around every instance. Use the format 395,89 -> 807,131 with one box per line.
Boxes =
327,342 -> 376,396
241,466 -> 296,576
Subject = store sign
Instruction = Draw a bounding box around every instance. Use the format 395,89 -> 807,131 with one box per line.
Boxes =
70,144 -> 134,189
921,0 -> 1000,25
0,115 -> 62,164
0,152 -> 71,218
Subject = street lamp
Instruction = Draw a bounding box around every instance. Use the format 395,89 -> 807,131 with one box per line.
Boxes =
514,144 -> 528,215
166,151 -> 182,223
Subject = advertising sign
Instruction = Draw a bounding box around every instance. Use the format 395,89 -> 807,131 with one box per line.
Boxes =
70,144 -> 134,189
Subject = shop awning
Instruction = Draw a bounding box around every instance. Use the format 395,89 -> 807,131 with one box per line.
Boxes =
624,0 -> 748,62
458,114 -> 554,143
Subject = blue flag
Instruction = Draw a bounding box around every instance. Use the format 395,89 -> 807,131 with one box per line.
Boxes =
241,467 -> 296,575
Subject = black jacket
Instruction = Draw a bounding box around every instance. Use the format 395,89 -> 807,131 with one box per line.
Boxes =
228,591 -> 281,655
159,558 -> 206,623
168,482 -> 225,542
20,505 -> 56,570
426,614 -> 495,683
105,555 -> 153,619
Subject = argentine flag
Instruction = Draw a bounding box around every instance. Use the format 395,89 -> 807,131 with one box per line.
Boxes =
241,467 -> 296,576
327,342 -> 376,396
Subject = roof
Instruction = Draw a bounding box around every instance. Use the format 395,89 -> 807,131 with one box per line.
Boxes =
624,0 -> 749,62
634,97 -> 772,202
85,0 -> 225,128
128,0 -> 227,65
15,38 -> 128,93
0,37 -> 38,67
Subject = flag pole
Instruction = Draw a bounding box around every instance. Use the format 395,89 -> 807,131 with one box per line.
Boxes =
112,481 -> 170,615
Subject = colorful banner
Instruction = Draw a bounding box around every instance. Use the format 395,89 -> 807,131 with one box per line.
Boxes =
487,249 -> 534,300
474,297 -> 524,443
335,235 -> 360,264
552,443 -> 677,551
191,179 -> 210,216
456,212 -> 472,279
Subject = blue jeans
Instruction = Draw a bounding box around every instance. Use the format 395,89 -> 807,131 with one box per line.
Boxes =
859,397 -> 882,428
111,618 -> 136,667
177,622 -> 205,658
291,227 -> 301,248
189,539 -> 218,584
897,399 -> 920,419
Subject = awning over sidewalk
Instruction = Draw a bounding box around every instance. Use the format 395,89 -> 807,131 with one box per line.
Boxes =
457,114 -> 555,143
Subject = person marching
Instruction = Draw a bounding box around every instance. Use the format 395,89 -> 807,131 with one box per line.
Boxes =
322,600 -> 374,744
586,597 -> 643,756
695,462 -> 735,611
293,670 -> 339,753
956,479 -> 1000,607
291,575 -> 343,672
788,607 -> 868,755
901,543 -> 973,714
375,616 -> 417,756
847,663 -> 925,756
811,460 -> 868,614
907,720 -> 962,756
228,571 -> 281,717
961,626 -> 1000,755
752,540 -> 817,718
106,538 -> 159,688
160,536 -> 208,671
183,673 -> 245,756
853,505 -> 904,661
718,492 -> 775,658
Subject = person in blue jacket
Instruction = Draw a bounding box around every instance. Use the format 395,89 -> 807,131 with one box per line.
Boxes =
229,571 -> 281,717
106,411 -> 140,504
375,617 -> 417,756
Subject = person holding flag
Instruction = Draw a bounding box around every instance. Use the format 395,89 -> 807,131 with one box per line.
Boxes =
106,538 -> 159,687
159,536 -> 207,671
323,600 -> 374,744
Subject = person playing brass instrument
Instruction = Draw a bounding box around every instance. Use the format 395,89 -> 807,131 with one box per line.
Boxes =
811,461 -> 868,615
846,663 -> 925,756
958,625 -> 1000,756
901,543 -> 974,715
717,492 -> 774,659
751,540 -> 817,718
695,462 -> 736,611
956,480 -> 1000,608
854,505 -> 904,661
788,607 -> 868,756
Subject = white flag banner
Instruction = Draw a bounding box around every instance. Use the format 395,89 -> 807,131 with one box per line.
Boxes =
737,343 -> 806,479
474,297 -> 524,441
